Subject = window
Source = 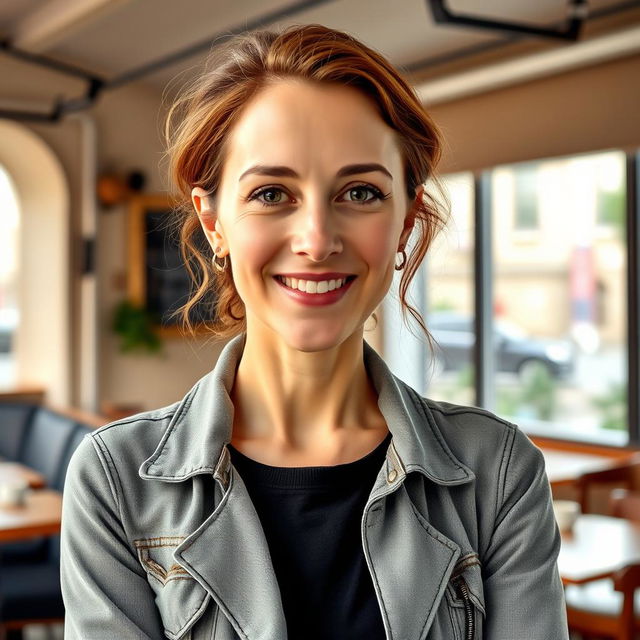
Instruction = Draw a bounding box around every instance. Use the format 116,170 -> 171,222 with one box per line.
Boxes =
0,164 -> 20,387
513,162 -> 539,230
413,149 -> 638,447
425,172 -> 475,405
492,151 -> 628,445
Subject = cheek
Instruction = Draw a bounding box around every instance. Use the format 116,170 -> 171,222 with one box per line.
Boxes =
356,218 -> 400,269
229,221 -> 278,279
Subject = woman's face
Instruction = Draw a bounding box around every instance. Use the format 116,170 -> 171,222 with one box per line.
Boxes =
192,79 -> 418,353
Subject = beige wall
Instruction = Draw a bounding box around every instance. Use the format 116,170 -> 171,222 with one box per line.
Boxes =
429,53 -> 640,174
2,69 -> 224,412
2,50 -> 639,412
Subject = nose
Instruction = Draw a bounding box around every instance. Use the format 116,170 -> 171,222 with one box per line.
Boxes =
290,201 -> 342,262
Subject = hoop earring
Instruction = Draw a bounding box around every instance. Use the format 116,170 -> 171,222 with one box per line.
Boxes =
212,247 -> 227,272
395,248 -> 407,271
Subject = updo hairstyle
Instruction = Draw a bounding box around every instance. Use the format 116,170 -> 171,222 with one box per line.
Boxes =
164,24 -> 449,339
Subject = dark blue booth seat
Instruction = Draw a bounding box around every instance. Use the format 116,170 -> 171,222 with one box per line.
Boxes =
0,402 -> 102,635
0,404 -> 37,461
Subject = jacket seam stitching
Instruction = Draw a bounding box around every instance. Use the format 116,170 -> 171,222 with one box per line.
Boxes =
162,596 -> 210,640
174,557 -> 249,640
426,401 -> 519,429
147,389 -> 198,468
486,426 -> 516,552
89,434 -> 124,519
447,599 -> 461,640
361,530 -> 393,638
498,426 -> 516,510
94,412 -> 175,433
408,500 -> 460,552
134,536 -> 187,547
173,473 -> 250,640
92,433 -> 130,538
407,500 -> 460,636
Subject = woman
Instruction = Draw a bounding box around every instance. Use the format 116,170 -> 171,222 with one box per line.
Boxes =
61,24 -> 569,639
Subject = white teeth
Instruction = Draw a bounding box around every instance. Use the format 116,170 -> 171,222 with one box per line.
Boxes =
278,276 -> 351,294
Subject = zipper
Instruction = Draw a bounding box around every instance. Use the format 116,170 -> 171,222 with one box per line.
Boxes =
453,575 -> 474,640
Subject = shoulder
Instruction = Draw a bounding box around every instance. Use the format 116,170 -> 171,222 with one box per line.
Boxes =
423,395 -> 517,433
427,395 -> 541,462
68,401 -> 181,477
404,386 -> 544,482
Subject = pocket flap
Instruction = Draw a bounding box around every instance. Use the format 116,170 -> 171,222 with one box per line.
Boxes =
134,537 -> 209,640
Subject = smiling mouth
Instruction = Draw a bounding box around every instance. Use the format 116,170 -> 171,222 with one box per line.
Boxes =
275,275 -> 356,294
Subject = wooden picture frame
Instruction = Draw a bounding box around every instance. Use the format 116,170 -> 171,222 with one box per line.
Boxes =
127,194 -> 213,338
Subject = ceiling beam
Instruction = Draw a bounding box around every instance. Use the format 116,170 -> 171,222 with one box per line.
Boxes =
12,0 -> 130,52
416,23 -> 640,105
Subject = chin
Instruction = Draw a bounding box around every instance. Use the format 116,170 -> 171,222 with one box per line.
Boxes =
282,323 -> 356,354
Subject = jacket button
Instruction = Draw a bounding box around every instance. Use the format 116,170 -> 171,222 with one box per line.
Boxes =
387,469 -> 398,483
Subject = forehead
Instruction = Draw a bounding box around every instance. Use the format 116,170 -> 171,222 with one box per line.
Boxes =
221,79 -> 402,178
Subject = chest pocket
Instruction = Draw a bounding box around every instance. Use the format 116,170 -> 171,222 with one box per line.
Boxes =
445,553 -> 486,640
134,536 -> 211,640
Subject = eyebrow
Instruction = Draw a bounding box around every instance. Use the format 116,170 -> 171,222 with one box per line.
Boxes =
238,163 -> 393,182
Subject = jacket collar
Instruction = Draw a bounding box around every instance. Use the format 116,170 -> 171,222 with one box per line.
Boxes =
139,333 -> 474,487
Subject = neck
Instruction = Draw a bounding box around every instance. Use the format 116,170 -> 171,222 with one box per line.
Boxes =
230,326 -> 384,453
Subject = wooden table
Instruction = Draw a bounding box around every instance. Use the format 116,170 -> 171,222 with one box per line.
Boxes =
0,461 -> 46,489
558,514 -> 640,585
0,489 -> 62,543
542,450 -> 621,488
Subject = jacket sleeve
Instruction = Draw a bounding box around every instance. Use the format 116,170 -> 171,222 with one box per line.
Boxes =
482,425 -> 569,639
60,434 -> 166,639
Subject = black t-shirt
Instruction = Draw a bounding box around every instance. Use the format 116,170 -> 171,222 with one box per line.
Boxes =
227,431 -> 391,640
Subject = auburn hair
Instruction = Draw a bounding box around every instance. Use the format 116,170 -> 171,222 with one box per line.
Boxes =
164,24 -> 448,340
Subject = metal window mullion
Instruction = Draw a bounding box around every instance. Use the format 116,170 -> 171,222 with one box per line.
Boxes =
474,172 -> 495,409
627,152 -> 640,444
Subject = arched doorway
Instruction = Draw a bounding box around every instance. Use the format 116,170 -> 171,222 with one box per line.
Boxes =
0,120 -> 71,405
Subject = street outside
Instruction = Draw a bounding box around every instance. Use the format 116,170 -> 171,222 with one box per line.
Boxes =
428,344 -> 626,443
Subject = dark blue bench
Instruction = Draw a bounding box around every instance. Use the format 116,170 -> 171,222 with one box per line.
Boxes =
0,402 -> 105,637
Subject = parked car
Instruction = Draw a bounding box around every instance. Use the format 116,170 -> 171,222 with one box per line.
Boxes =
0,307 -> 18,353
427,312 -> 575,380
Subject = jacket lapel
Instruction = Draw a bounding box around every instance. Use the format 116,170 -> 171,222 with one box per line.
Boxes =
364,462 -> 462,640
173,451 -> 287,640
139,334 -> 477,640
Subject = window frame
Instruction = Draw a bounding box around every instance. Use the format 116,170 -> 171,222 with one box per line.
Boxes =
425,150 -> 640,448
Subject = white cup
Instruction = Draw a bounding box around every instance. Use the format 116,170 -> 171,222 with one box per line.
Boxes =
0,480 -> 29,507
553,499 -> 581,532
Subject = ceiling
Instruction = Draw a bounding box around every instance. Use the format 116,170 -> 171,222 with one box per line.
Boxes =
1,0 -> 639,115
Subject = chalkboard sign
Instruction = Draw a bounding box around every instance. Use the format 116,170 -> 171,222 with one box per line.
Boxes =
127,194 -> 214,335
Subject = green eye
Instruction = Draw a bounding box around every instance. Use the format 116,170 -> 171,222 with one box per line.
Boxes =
248,187 -> 289,207
261,189 -> 283,203
343,184 -> 386,203
349,187 -> 370,201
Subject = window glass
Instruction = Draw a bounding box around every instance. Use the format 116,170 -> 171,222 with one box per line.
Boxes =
425,172 -> 475,405
491,150 -> 627,445
514,162 -> 539,230
0,164 -> 20,387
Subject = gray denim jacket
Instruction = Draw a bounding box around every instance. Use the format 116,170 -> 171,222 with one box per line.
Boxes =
61,334 -> 569,640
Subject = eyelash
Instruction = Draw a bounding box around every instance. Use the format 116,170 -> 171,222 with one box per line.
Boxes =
247,183 -> 390,208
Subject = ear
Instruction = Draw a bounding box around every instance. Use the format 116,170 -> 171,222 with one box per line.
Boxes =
399,184 -> 423,249
191,186 -> 228,256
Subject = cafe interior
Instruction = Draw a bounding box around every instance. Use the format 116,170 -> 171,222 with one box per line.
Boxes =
1,0 -> 640,638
